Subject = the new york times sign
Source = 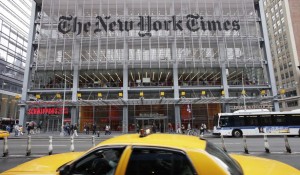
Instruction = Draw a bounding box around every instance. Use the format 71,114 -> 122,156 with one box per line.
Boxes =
58,14 -> 240,37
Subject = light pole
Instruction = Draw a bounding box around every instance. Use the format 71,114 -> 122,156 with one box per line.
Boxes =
60,73 -> 66,136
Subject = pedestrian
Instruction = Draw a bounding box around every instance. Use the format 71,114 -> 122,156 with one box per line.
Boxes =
19,125 -> 23,136
14,124 -> 19,136
66,123 -> 70,136
92,123 -> 96,135
73,123 -> 78,137
168,123 -> 173,133
181,124 -> 185,134
200,124 -> 205,136
136,123 -> 140,133
152,122 -> 157,133
176,122 -> 181,134
105,124 -> 111,135
26,123 -> 30,135
70,124 -> 74,135
203,123 -> 207,133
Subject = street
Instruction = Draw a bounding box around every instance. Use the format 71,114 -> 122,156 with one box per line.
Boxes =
1,133 -> 300,172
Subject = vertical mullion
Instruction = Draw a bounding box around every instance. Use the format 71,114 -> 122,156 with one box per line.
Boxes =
53,0 -> 60,70
106,0 -> 109,69
97,0 -> 102,69
115,0 -> 117,68
88,0 -> 93,70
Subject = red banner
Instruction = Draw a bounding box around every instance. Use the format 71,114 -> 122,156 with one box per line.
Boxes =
27,107 -> 69,115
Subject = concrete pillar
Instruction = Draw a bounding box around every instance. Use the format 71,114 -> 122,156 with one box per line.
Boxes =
19,1 -> 37,129
122,32 -> 129,133
219,42 -> 230,112
259,0 -> 280,111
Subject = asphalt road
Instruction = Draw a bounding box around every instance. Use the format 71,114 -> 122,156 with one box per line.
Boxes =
0,134 -> 300,173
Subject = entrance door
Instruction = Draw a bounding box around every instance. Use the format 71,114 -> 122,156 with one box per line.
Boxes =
136,116 -> 167,133
47,118 -> 60,132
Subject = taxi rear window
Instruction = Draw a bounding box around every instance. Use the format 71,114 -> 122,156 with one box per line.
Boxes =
205,142 -> 243,175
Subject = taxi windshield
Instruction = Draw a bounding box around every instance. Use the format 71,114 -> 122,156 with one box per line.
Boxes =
205,142 -> 243,175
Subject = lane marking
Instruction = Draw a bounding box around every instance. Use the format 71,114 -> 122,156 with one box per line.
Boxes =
21,145 -> 67,147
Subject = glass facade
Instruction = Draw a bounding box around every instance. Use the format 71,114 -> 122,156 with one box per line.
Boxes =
0,1 -> 31,121
20,0 -> 278,133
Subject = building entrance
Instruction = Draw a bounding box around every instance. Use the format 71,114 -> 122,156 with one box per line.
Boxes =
135,115 -> 168,133
47,117 -> 61,132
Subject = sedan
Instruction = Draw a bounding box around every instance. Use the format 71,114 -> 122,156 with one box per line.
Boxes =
1,133 -> 300,175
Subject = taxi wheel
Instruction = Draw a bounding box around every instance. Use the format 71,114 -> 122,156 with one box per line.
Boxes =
232,130 -> 242,138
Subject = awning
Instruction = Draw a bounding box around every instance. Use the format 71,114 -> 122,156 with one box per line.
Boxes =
21,96 -> 275,107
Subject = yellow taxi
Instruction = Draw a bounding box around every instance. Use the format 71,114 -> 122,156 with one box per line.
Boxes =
0,129 -> 9,139
1,132 -> 300,175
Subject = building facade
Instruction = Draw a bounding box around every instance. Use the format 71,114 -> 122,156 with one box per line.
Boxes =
20,0 -> 278,133
0,0 -> 31,128
263,0 -> 300,111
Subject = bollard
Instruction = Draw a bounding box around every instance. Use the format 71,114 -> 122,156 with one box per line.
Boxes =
284,135 -> 292,153
3,137 -> 8,157
48,136 -> 53,155
264,135 -> 270,153
243,135 -> 249,154
70,136 -> 74,152
92,136 -> 95,147
26,136 -> 31,156
221,135 -> 227,152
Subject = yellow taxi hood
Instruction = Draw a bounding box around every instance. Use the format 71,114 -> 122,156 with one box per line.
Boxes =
1,152 -> 84,175
231,154 -> 300,175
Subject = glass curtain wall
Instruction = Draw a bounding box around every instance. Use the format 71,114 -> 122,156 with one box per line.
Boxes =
30,0 -> 271,131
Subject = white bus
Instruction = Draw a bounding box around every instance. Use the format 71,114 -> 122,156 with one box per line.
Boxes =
213,109 -> 300,137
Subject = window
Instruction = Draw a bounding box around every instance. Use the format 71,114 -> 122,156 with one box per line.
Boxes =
273,115 -> 288,126
69,147 -> 125,175
245,116 -> 258,126
259,115 -> 272,125
126,147 -> 196,175
205,142 -> 243,175
289,115 -> 300,125
286,101 -> 298,107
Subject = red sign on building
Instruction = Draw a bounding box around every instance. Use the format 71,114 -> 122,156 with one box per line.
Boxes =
27,107 -> 69,115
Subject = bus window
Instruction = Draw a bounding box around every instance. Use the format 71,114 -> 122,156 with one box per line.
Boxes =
220,117 -> 229,127
245,116 -> 258,126
289,115 -> 300,125
220,116 -> 241,127
259,115 -> 272,126
273,115 -> 288,126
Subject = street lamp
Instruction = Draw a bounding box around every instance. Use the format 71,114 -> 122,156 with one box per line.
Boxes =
60,73 -> 67,136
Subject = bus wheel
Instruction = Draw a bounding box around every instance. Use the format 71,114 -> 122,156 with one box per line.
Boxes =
232,130 -> 242,138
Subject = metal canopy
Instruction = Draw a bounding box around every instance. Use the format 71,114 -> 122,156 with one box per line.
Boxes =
24,96 -> 275,107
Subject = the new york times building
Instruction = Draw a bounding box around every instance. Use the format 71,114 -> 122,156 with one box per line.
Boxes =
19,0 -> 277,133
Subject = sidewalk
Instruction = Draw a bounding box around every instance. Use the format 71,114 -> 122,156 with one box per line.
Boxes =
6,131 -> 123,139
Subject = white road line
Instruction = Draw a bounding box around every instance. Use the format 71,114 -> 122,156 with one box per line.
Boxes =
214,143 -> 241,145
21,145 -> 67,147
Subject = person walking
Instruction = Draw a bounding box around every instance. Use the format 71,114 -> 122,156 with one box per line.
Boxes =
203,123 -> 207,134
200,124 -> 205,136
14,124 -> 19,137
176,122 -> 181,134
105,124 -> 111,135
73,123 -> 78,137
92,123 -> 96,135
